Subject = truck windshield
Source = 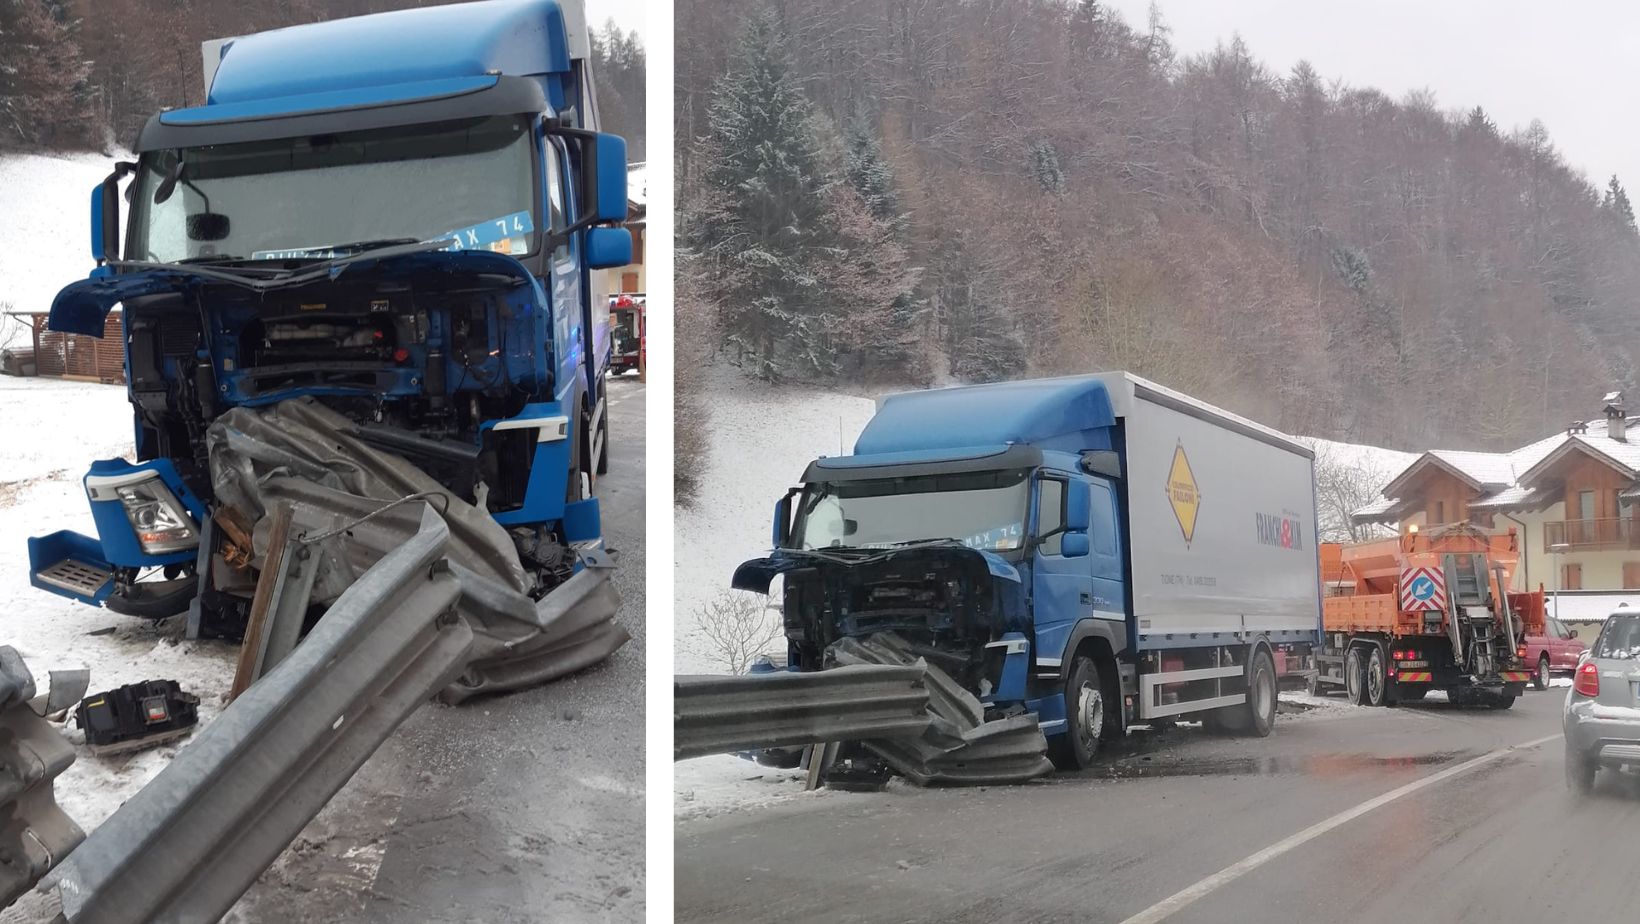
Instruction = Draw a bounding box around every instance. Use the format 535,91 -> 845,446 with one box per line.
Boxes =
128,115 -> 540,263
793,469 -> 1030,553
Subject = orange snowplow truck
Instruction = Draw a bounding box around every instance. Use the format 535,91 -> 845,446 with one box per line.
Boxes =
1317,525 -> 1545,708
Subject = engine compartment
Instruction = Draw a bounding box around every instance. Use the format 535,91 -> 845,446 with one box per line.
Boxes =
122,264 -> 560,525
778,546 -> 1004,684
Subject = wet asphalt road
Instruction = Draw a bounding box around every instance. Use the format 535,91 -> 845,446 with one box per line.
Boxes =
675,686 -> 1637,923
234,375 -> 647,923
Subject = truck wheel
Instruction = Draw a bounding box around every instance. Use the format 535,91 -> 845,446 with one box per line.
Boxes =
1534,655 -> 1550,691
1048,656 -> 1105,770
1242,648 -> 1277,737
1365,647 -> 1390,707
1566,743 -> 1596,795
1344,647 -> 1366,705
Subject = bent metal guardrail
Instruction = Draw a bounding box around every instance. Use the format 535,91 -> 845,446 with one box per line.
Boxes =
0,648 -> 85,909
673,664 -> 934,761
40,504 -> 474,924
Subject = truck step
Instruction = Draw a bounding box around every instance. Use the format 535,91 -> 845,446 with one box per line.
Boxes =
36,558 -> 113,598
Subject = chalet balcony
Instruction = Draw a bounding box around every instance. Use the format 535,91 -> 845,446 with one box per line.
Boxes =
1543,517 -> 1640,551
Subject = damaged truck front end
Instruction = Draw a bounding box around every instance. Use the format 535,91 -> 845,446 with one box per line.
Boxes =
734,445 -> 1041,705
26,4 -> 632,686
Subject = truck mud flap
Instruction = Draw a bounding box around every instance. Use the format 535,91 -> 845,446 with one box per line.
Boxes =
829,632 -> 1053,786
673,665 -> 933,761
38,506 -> 474,924
0,648 -> 85,911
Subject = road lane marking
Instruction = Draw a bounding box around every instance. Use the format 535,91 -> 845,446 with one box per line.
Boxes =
1117,733 -> 1560,924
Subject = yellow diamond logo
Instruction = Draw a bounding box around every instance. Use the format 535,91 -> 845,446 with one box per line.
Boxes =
1166,443 -> 1200,545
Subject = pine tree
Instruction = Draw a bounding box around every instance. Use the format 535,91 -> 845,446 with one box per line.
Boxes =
1604,174 -> 1637,236
0,0 -> 97,149
689,12 -> 856,380
844,109 -> 899,226
1029,140 -> 1066,196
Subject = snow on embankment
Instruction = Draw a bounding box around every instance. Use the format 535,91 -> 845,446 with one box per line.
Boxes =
0,151 -> 116,325
673,374 -> 875,673
0,376 -> 237,832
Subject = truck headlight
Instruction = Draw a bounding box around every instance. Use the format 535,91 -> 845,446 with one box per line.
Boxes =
115,479 -> 198,554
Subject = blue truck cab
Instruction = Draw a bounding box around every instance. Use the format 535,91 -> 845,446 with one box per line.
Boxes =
734,372 -> 1323,770
27,0 -> 631,632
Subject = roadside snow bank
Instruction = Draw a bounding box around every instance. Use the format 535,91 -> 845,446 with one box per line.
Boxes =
674,754 -> 816,821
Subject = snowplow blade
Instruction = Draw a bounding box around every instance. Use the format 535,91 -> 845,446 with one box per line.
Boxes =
38,504 -> 474,924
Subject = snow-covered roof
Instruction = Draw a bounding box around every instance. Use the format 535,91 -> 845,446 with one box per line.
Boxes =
1549,593 -> 1640,624
1353,415 -> 1640,524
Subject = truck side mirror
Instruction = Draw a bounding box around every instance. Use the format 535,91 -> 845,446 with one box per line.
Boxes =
585,131 -> 628,224
91,162 -> 135,264
586,226 -> 632,269
772,487 -> 801,548
1066,481 -> 1092,533
1061,532 -> 1090,558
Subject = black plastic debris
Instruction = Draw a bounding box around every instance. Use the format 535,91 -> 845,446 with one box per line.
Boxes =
75,681 -> 201,755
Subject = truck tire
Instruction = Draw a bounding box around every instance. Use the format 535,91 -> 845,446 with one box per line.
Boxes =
1344,647 -> 1366,705
1534,655 -> 1550,691
1241,648 -> 1278,736
1048,656 -> 1106,770
1365,646 -> 1390,707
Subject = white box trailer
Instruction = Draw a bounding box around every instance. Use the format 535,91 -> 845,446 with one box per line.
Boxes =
1094,372 -> 1323,719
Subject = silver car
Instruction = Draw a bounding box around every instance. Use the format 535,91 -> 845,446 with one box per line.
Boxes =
1564,610 -> 1640,794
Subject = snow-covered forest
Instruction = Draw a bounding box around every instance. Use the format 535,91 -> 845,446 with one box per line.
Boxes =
675,0 -> 1640,502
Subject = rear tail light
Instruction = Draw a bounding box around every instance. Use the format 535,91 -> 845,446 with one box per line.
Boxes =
1517,644 -> 1527,660
1574,661 -> 1600,697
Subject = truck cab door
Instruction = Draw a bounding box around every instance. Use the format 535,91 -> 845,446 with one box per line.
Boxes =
1031,473 -> 1096,668
543,135 -> 582,399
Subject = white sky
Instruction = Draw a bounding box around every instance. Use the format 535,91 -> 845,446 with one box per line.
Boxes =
588,0 -> 649,41
1104,0 -> 1640,191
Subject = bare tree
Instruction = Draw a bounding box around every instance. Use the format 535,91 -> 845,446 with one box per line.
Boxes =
1312,445 -> 1397,543
695,589 -> 783,674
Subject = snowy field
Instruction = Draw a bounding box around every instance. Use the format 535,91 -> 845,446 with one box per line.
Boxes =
673,371 -> 877,673
0,151 -> 118,343
0,376 -> 236,831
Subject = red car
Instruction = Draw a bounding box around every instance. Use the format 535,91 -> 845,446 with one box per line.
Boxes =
1523,615 -> 1589,690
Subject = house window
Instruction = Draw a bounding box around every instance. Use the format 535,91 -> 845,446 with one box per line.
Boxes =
1626,562 -> 1640,590
1434,501 -> 1445,524
1579,490 -> 1596,521
1563,562 -> 1583,591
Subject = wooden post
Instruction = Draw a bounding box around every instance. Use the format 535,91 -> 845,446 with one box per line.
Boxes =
230,502 -> 294,702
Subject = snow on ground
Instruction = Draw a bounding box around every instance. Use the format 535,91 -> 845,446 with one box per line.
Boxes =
674,754 -> 821,821
0,375 -> 236,831
0,151 -> 120,342
673,368 -> 877,673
